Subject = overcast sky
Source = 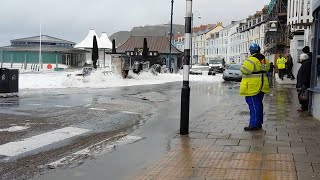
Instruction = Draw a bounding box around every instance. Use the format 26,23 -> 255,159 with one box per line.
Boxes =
0,0 -> 270,46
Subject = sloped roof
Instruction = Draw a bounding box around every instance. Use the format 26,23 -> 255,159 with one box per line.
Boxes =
99,32 -> 112,49
117,36 -> 182,54
11,35 -> 75,45
75,29 -> 103,49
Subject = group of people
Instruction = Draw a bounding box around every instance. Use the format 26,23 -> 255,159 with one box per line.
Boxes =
276,55 -> 295,80
240,43 -> 312,131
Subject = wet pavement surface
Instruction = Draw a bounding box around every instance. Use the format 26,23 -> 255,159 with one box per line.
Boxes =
134,85 -> 320,180
1,79 -> 318,180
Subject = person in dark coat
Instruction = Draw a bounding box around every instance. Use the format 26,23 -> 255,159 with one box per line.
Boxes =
286,54 -> 295,80
267,62 -> 275,87
296,46 -> 312,112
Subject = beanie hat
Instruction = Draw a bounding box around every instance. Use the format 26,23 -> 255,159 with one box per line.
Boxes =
302,46 -> 310,53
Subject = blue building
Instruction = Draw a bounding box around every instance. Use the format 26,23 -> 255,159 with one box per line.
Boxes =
0,35 -> 87,67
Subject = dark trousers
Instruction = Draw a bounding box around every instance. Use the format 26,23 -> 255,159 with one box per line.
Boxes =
245,92 -> 265,128
287,69 -> 295,79
267,72 -> 273,87
278,69 -> 286,79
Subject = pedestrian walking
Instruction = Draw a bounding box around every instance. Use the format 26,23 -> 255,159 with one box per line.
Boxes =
240,43 -> 270,131
296,46 -> 312,112
277,55 -> 287,80
267,62 -> 275,87
286,54 -> 295,80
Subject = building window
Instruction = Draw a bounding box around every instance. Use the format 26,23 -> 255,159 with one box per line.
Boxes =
292,0 -> 295,18
307,0 -> 311,15
298,40 -> 304,47
289,0 -> 291,18
301,0 -> 304,16
296,0 -> 298,16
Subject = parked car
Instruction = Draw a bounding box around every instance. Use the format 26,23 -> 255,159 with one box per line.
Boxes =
190,69 -> 203,75
223,64 -> 242,82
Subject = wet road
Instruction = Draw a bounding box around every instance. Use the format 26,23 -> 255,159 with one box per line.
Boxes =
0,79 -> 240,180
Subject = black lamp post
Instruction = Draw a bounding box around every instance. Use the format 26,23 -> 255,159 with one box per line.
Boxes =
168,0 -> 174,73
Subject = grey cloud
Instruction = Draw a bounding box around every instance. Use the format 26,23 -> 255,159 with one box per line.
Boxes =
0,0 -> 270,46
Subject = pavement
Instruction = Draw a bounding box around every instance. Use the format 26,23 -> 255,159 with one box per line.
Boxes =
135,84 -> 320,180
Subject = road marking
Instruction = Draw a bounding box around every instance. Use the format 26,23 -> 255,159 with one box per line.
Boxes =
122,111 -> 140,115
0,126 -> 29,132
48,135 -> 143,168
89,108 -> 106,111
0,102 -> 14,105
84,104 -> 91,107
55,105 -> 72,108
0,127 -> 91,157
27,104 -> 41,106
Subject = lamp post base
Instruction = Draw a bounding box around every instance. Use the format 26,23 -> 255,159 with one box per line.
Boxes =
180,84 -> 190,135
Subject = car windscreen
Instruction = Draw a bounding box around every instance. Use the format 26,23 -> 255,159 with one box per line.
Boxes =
228,65 -> 241,70
209,60 -> 222,64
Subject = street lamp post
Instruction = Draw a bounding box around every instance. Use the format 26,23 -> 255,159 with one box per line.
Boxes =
168,0 -> 174,73
180,0 -> 192,135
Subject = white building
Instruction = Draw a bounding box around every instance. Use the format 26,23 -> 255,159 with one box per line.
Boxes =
192,23 -> 223,65
287,0 -> 314,76
206,21 -> 241,64
238,9 -> 267,64
206,7 -> 267,65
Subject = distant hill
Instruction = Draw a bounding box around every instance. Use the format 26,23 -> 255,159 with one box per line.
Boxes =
109,24 -> 184,47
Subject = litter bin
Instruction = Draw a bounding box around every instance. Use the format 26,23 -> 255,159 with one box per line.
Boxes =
0,68 -> 18,94
0,68 -> 9,93
8,69 -> 19,93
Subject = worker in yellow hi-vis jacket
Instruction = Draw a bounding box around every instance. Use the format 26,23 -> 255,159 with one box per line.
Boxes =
240,43 -> 270,131
276,55 -> 287,80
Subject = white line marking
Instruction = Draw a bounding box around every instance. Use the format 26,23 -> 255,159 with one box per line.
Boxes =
0,126 -> 29,132
55,105 -> 72,108
0,127 -> 91,157
0,103 -> 13,105
48,135 -> 143,168
89,108 -> 106,111
122,111 -> 140,115
27,104 -> 41,106
84,104 -> 91,107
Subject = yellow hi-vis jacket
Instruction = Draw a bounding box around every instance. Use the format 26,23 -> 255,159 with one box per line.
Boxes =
277,57 -> 287,69
240,55 -> 270,96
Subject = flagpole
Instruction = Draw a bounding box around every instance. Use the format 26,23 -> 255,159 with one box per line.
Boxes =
39,24 -> 43,69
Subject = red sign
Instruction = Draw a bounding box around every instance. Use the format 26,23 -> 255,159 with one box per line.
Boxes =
47,64 -> 53,69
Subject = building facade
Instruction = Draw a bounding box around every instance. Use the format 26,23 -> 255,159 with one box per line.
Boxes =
205,6 -> 267,65
288,0 -> 314,76
0,35 -> 87,67
192,23 -> 223,65
116,36 -> 183,73
206,21 -> 240,64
